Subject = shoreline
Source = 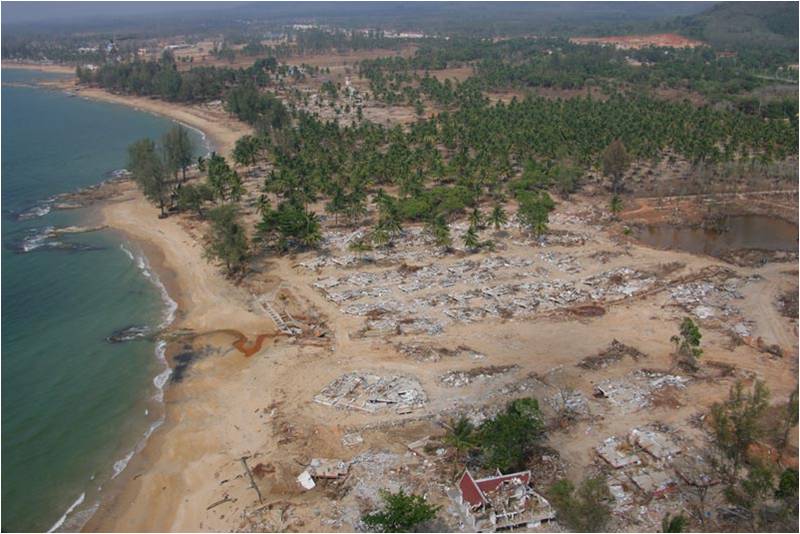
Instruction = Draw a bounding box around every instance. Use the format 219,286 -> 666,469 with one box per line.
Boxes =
81,182 -> 272,531
69,85 -> 250,158
4,63 -> 252,158
4,66 -> 258,530
2,61 -> 76,74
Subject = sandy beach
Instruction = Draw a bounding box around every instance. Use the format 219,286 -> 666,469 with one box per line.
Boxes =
2,61 -> 76,74
72,85 -> 251,158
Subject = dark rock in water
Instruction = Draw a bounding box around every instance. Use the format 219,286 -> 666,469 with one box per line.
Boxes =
106,325 -> 151,343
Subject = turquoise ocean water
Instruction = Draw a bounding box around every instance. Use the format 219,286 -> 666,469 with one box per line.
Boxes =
1,69 -> 204,532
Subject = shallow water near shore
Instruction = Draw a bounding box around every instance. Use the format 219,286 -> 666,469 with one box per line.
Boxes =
1,69 -> 203,532
633,215 -> 799,257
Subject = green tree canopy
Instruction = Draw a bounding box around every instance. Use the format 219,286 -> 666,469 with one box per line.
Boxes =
362,489 -> 440,533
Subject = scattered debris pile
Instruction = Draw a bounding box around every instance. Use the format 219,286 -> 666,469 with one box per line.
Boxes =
397,342 -> 486,362
314,372 -> 427,413
593,370 -> 689,412
439,365 -> 519,388
297,458 -> 349,490
584,267 -> 658,300
596,437 -> 642,468
666,269 -> 760,337
578,339 -> 647,369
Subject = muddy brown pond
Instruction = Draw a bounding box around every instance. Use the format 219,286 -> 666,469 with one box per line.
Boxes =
634,215 -> 798,256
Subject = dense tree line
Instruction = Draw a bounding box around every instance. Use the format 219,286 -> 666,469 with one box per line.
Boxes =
76,53 -> 282,103
359,36 -> 798,108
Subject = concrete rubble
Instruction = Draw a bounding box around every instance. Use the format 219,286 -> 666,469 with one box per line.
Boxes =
314,372 -> 427,413
439,365 -> 519,388
299,219 -> 695,337
593,370 -> 690,412
596,437 -> 642,468
666,270 -> 761,337
341,433 -> 364,447
297,458 -> 350,490
629,428 -> 681,460
396,342 -> 486,362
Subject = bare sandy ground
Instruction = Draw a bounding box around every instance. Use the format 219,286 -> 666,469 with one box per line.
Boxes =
2,61 -> 76,74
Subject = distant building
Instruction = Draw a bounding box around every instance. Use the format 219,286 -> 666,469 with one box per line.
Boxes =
450,469 -> 555,532
164,43 -> 192,51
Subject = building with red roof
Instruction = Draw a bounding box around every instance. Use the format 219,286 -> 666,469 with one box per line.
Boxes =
449,469 -> 555,531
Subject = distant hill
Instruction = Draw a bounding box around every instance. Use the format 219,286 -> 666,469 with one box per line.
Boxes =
673,1 -> 798,51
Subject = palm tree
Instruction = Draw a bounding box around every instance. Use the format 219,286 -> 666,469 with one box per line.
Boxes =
443,416 -> 476,469
468,207 -> 484,229
488,205 -> 507,230
426,213 -> 452,249
255,194 -> 270,216
463,225 -> 480,252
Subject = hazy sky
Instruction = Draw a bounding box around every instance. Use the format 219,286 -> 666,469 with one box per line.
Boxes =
1,1 -> 239,25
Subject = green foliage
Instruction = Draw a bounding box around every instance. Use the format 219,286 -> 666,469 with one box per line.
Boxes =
775,468 -> 798,500
711,379 -> 770,477
226,83 -> 289,131
662,513 -> 688,533
425,213 -> 452,249
161,125 -> 195,183
517,191 -> 554,237
78,57 -> 282,103
206,153 -> 242,202
176,183 -> 214,216
462,224 -> 480,251
444,417 -> 477,454
468,208 -> 484,229
551,162 -> 582,197
779,388 -> 798,450
602,139 -> 630,194
127,138 -> 169,216
488,205 -> 507,230
204,204 -> 249,275
478,397 -> 545,472
258,201 -> 322,251
547,476 -> 613,532
233,135 -> 262,167
609,194 -> 623,217
361,489 -> 440,533
670,317 -> 703,369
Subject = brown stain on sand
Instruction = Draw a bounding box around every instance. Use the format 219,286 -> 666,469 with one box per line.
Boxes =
195,329 -> 276,357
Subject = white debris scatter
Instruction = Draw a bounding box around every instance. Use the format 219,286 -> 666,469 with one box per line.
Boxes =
314,372 -> 427,413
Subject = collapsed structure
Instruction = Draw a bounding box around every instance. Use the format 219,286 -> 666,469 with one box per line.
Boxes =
313,372 -> 427,413
450,470 -> 555,532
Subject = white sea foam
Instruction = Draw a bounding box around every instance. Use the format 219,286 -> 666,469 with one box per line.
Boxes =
108,244 -> 175,481
18,203 -> 52,220
119,243 -> 134,261
22,226 -> 56,252
111,451 -> 135,479
55,241 -> 180,529
47,492 -> 85,532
